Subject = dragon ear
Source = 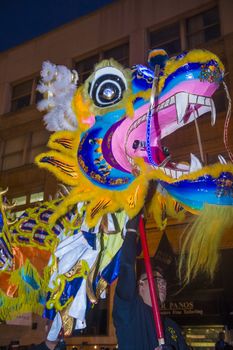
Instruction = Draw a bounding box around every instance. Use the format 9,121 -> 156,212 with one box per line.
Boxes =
37,61 -> 79,132
147,49 -> 168,70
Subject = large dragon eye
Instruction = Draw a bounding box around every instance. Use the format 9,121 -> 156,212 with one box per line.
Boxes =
88,67 -> 127,108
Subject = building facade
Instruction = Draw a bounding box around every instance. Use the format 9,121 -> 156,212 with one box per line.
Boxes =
0,0 -> 233,349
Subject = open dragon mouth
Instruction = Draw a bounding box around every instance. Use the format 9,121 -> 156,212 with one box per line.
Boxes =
155,89 -> 218,179
119,49 -> 225,180
123,88 -> 220,179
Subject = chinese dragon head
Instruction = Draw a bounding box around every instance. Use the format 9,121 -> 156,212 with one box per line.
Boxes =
35,48 -> 233,282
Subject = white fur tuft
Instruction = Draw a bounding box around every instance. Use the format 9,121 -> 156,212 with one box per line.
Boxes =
37,61 -> 79,132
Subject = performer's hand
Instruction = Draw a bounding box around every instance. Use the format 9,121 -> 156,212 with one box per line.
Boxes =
45,340 -> 59,350
125,181 -> 156,233
126,211 -> 142,232
160,345 -> 176,350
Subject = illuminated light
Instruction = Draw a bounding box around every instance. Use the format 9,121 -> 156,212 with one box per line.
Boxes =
187,334 -> 206,339
190,342 -> 215,347
94,346 -> 97,349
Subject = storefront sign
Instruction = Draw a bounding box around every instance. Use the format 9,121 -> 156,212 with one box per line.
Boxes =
161,301 -> 204,316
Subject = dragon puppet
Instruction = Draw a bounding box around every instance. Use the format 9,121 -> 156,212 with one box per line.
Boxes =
0,48 -> 233,339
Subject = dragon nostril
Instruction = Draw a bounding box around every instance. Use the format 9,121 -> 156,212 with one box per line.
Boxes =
162,146 -> 170,157
132,140 -> 140,150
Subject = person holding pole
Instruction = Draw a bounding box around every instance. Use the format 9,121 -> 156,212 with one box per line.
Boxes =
113,213 -> 189,350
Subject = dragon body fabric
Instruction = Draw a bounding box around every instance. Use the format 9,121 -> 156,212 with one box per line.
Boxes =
0,49 -> 233,339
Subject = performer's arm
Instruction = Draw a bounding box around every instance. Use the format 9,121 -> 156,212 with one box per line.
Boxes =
115,231 -> 137,300
115,214 -> 140,301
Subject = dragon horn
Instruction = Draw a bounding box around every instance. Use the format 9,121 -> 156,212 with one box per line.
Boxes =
7,218 -> 18,226
3,202 -> 16,210
0,188 -> 8,196
58,183 -> 70,195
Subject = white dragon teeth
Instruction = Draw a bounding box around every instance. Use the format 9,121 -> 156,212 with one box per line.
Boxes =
218,154 -> 227,164
210,99 -> 216,126
156,92 -> 216,127
189,94 -> 197,104
176,171 -> 183,178
189,153 -> 203,172
175,92 -> 189,124
197,96 -> 205,105
170,169 -> 177,178
159,167 -> 185,179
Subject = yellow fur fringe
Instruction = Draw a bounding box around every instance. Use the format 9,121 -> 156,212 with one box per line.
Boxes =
0,259 -> 50,320
179,204 -> 233,284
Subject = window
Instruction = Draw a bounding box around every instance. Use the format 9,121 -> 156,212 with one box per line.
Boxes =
187,7 -> 220,48
149,7 -> 221,55
2,135 -> 26,170
11,80 -> 33,112
28,129 -> 49,163
13,195 -> 27,218
103,43 -> 129,66
12,191 -> 45,217
150,23 -> 181,56
13,195 -> 27,206
30,191 -> 44,203
11,76 -> 43,113
1,129 -> 48,171
74,42 -> 129,84
75,54 -> 99,84
15,210 -> 24,218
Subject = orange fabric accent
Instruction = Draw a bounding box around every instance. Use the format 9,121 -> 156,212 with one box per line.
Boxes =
0,272 -> 18,296
13,246 -> 50,275
0,246 -> 51,297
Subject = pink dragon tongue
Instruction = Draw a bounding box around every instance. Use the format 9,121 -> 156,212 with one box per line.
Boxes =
111,102 -> 161,172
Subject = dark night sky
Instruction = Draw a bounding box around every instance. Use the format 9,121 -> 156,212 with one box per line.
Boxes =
0,0 -> 116,52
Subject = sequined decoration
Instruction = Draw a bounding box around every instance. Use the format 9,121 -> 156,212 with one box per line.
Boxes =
64,260 -> 83,278
61,305 -> 74,337
96,277 -> 107,299
199,62 -> 222,83
168,326 -> 178,342
216,172 -> 233,198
